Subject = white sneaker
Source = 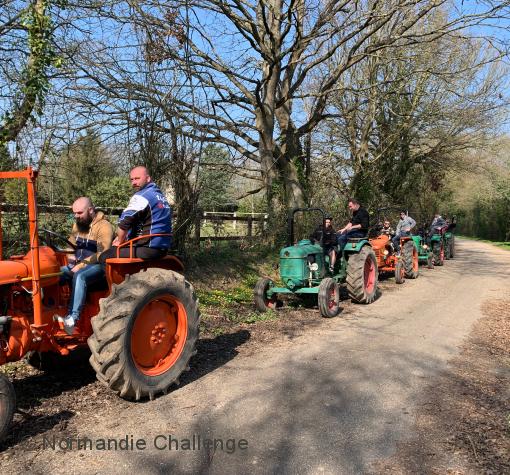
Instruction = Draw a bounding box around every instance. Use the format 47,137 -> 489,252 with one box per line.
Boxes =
63,315 -> 76,335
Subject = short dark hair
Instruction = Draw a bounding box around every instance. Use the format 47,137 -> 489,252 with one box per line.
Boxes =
348,198 -> 360,205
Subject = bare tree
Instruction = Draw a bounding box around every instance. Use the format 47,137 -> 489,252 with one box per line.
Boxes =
312,23 -> 508,212
88,0 -> 508,214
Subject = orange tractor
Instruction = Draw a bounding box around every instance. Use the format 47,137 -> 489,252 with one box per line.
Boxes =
0,168 -> 200,441
369,208 -> 419,284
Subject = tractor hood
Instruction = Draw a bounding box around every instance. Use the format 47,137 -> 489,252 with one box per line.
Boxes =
279,240 -> 325,288
0,260 -> 30,285
0,247 -> 61,285
279,239 -> 322,259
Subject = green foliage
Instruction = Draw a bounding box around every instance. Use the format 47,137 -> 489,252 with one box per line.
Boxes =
0,0 -> 62,144
196,274 -> 257,307
4,180 -> 27,204
89,176 -> 132,209
57,129 -> 118,203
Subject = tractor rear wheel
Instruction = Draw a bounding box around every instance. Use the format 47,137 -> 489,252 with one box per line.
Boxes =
318,278 -> 340,318
445,239 -> 451,259
433,242 -> 444,266
254,277 -> 277,312
427,253 -> 434,269
402,241 -> 419,279
88,268 -> 199,401
346,246 -> 378,304
0,372 -> 15,442
395,260 -> 405,284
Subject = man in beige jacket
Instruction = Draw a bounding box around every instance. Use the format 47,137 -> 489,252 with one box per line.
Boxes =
59,197 -> 113,334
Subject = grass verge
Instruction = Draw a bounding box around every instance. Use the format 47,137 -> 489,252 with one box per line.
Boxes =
458,235 -> 510,251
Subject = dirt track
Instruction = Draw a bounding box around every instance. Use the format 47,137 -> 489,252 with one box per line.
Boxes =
1,239 -> 509,474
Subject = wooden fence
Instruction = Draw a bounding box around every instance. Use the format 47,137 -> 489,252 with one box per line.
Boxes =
0,204 -> 268,244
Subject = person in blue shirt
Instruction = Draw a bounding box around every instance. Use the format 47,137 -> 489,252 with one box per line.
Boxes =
99,166 -> 172,263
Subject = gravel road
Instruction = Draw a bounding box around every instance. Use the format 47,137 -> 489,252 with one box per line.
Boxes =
3,239 -> 509,475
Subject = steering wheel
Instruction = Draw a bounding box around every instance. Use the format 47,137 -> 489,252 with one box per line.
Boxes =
39,228 -> 77,253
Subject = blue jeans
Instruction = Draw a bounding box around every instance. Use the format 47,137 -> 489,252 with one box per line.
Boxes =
60,264 -> 105,320
337,229 -> 366,251
391,231 -> 411,252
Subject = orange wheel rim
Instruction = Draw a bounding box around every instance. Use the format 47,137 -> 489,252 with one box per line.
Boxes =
131,295 -> 187,376
413,249 -> 419,272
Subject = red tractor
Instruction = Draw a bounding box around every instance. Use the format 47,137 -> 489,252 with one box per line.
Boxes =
0,168 -> 200,441
369,208 -> 419,284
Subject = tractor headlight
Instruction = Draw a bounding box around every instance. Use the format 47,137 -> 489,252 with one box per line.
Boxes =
309,263 -> 319,271
383,249 -> 389,256
423,244 -> 428,249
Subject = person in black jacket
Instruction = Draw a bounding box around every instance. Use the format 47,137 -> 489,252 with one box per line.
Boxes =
310,216 -> 337,273
337,198 -> 369,251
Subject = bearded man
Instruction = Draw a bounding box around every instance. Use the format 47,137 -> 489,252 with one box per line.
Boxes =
59,197 -> 113,334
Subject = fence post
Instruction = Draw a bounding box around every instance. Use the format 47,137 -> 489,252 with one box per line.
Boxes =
195,212 -> 202,244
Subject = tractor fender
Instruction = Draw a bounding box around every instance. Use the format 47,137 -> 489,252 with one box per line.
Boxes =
343,239 -> 371,254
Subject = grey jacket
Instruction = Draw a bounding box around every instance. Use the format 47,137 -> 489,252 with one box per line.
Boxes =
396,216 -> 416,235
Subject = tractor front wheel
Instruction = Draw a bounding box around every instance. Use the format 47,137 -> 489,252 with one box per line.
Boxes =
88,268 -> 199,401
0,372 -> 15,442
254,277 -> 277,312
450,236 -> 456,258
318,278 -> 340,318
346,246 -> 378,304
402,241 -> 419,279
427,253 -> 434,269
395,260 -> 405,284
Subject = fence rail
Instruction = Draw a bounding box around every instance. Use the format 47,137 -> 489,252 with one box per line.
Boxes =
0,204 -> 269,243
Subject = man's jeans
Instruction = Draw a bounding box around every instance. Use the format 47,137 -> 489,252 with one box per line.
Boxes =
391,231 -> 411,252
337,229 -> 366,251
60,264 -> 105,319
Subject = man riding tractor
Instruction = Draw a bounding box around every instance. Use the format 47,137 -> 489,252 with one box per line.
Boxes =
369,208 -> 419,284
0,168 -> 200,442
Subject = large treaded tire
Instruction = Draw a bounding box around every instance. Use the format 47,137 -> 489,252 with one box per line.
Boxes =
450,235 -> 456,258
427,253 -> 434,269
445,238 -> 451,259
402,241 -> 419,279
318,278 -> 340,318
395,260 -> 405,284
254,277 -> 276,312
346,246 -> 378,304
0,372 -> 15,442
88,268 -> 199,401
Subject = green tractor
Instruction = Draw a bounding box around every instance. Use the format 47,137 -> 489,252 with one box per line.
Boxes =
411,216 -> 435,269
254,208 -> 378,318
411,234 -> 434,269
429,222 -> 449,266
444,216 -> 457,259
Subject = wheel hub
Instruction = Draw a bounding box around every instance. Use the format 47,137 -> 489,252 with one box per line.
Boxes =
131,296 -> 187,376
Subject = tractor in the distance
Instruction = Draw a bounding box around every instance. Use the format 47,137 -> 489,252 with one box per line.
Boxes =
444,216 -> 457,259
429,223 -> 449,266
0,168 -> 200,442
369,208 -> 420,284
254,208 -> 378,318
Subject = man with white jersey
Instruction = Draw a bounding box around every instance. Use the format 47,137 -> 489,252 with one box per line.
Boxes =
99,166 -> 172,263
